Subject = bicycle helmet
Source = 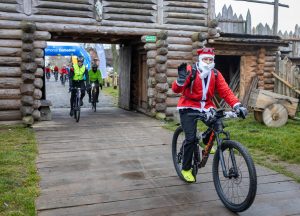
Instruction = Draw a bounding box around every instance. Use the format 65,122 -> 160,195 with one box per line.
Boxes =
77,56 -> 84,62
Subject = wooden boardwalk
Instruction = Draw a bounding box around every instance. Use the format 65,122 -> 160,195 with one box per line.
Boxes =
34,108 -> 300,216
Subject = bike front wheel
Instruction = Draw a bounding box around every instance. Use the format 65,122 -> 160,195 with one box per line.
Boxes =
92,101 -> 96,112
74,97 -> 80,122
212,140 -> 257,212
92,90 -> 97,112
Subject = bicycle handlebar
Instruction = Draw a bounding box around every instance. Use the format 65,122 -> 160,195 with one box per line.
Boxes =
187,109 -> 243,122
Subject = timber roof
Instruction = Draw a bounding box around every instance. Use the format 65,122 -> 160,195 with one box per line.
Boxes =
208,33 -> 289,47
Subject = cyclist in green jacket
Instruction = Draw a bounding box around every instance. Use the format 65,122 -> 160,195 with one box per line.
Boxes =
87,64 -> 103,103
69,56 -> 87,116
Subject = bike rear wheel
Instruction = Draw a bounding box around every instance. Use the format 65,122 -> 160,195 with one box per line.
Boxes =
172,126 -> 186,182
212,140 -> 257,212
172,126 -> 199,182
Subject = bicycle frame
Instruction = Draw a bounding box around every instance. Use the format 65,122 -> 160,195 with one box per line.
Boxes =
195,111 -> 239,179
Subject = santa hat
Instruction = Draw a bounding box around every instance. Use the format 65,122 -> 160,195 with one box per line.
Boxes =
197,47 -> 215,60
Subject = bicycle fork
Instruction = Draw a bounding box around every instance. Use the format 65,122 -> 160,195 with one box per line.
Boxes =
217,137 -> 239,179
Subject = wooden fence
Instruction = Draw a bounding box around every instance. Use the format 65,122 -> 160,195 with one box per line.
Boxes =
217,4 -> 300,59
275,57 -> 300,98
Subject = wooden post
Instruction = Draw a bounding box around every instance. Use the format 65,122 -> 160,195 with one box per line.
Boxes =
23,0 -> 32,16
233,0 -> 289,35
207,0 -> 215,21
157,0 -> 163,25
273,0 -> 278,35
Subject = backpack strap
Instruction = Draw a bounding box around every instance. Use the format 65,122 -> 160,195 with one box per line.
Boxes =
212,68 -> 218,77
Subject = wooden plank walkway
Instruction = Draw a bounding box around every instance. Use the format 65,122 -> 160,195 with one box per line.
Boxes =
34,107 -> 300,216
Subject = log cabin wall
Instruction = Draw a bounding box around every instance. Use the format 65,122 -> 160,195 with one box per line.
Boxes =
0,0 -> 214,123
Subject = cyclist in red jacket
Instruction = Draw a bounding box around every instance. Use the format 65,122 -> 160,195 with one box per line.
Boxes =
172,47 -> 247,182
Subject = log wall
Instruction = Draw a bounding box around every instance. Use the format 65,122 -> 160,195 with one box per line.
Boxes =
0,20 -> 49,123
0,0 -> 213,122
0,19 -> 22,121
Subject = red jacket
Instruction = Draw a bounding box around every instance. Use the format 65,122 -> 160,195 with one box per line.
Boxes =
172,66 -> 240,111
60,67 -> 68,75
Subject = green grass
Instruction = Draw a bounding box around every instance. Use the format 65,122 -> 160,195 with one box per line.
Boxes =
0,125 -> 39,216
163,113 -> 300,182
102,86 -> 119,105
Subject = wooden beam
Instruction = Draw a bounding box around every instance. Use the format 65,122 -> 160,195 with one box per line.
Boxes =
273,0 -> 278,35
271,72 -> 300,95
0,110 -> 22,121
233,0 -> 289,8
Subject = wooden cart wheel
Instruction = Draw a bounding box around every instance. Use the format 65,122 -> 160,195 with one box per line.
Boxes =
262,103 -> 288,127
253,110 -> 263,123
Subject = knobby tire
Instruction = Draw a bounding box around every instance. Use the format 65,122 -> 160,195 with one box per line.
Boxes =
74,95 -> 80,123
212,140 -> 257,212
172,126 -> 189,183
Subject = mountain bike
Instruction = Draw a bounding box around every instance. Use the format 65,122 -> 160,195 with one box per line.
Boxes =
91,82 -> 97,112
54,71 -> 58,82
73,87 -> 81,122
60,74 -> 67,86
46,72 -> 50,81
172,109 -> 257,212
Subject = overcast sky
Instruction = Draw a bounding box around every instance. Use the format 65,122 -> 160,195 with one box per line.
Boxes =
215,0 -> 300,33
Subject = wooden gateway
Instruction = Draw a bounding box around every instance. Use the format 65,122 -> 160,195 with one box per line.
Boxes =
0,0 -> 291,124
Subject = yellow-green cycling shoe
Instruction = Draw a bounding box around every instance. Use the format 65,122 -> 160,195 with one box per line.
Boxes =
200,144 -> 216,154
181,169 -> 195,183
210,145 -> 216,154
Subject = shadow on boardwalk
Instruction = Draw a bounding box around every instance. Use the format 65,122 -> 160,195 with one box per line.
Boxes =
34,107 -> 300,216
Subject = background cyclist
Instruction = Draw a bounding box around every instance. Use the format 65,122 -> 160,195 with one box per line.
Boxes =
87,63 -> 103,103
69,56 -> 88,117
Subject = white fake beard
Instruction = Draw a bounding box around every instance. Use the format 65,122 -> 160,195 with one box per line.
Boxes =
197,62 -> 215,79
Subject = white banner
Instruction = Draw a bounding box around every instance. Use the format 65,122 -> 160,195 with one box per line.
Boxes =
95,44 -> 107,78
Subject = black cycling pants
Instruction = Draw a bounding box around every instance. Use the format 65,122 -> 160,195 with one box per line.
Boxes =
70,80 -> 85,109
179,108 -> 201,171
87,81 -> 100,101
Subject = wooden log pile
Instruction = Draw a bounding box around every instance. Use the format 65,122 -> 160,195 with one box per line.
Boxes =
20,21 -> 47,125
0,19 -> 49,122
154,30 -> 168,119
142,34 -> 157,116
256,48 -> 266,90
20,21 -> 36,125
263,55 -> 276,91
